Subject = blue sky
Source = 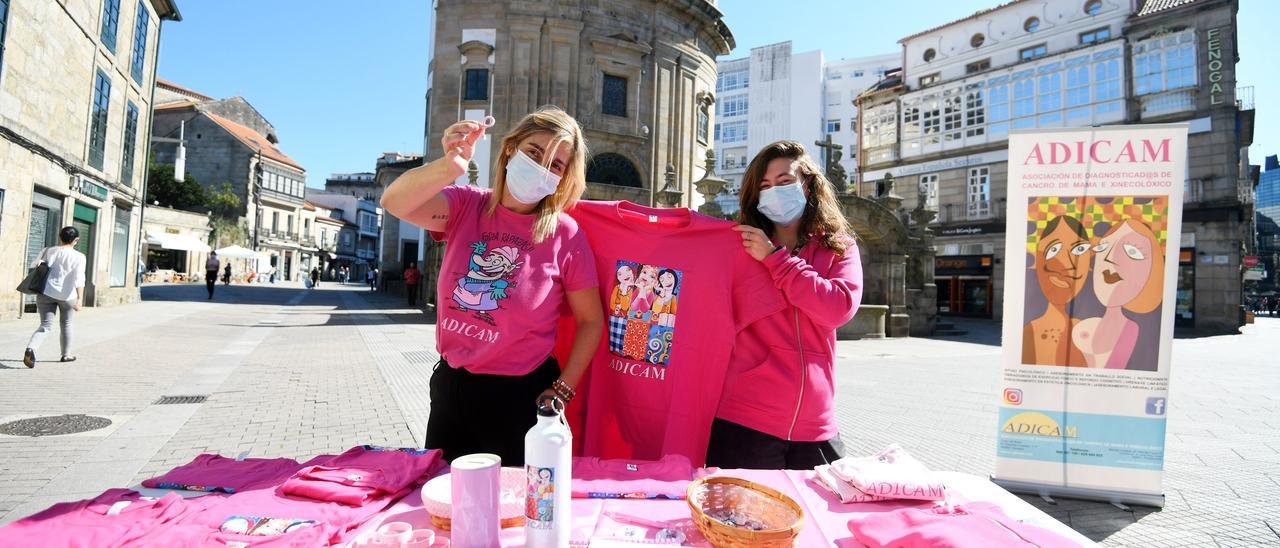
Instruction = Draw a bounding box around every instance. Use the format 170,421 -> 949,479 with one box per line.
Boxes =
157,0 -> 1276,188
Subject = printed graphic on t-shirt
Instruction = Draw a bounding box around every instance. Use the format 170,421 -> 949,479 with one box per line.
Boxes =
220,516 -> 317,536
358,445 -> 433,454
525,466 -> 555,528
607,261 -> 682,366
450,239 -> 525,326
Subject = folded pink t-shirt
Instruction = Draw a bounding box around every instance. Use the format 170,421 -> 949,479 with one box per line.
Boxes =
159,477 -> 415,545
135,519 -> 335,547
812,464 -> 887,504
0,489 -> 191,547
829,444 -> 946,501
571,455 -> 701,499
142,453 -> 303,493
281,445 -> 445,506
848,502 -> 1080,548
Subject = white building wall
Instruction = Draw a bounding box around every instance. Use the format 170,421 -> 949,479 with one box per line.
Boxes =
713,44 -> 901,213
901,0 -> 1131,86
788,50 -> 825,166
822,53 -> 900,180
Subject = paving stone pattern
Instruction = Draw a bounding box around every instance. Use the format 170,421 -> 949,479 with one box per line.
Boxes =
835,317 -> 1279,547
0,282 -> 1275,546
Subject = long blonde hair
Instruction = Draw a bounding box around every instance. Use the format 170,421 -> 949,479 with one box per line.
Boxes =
738,140 -> 853,255
487,106 -> 588,243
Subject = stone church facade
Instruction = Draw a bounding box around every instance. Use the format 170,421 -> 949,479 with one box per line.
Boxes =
423,0 -> 733,206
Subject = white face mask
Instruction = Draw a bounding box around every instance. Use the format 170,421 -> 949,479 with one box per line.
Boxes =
757,182 -> 806,225
504,150 -> 562,205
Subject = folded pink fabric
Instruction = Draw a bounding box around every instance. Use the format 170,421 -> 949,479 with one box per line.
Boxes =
0,489 -> 191,547
847,501 -> 1080,548
142,453 -> 303,493
828,444 -> 946,501
812,464 -> 887,503
281,445 -> 445,506
571,455 -> 701,499
137,519 -> 334,547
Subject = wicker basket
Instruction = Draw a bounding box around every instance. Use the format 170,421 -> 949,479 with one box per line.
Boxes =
686,476 -> 804,547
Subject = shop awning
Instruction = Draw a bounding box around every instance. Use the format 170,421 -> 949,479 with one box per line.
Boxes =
214,245 -> 264,259
146,231 -> 211,252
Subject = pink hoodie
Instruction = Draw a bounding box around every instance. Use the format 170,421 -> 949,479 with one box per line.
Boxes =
716,236 -> 862,442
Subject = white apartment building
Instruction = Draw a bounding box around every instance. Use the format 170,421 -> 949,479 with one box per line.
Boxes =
713,42 -> 895,215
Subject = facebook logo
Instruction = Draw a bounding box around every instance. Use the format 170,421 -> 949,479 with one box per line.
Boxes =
1145,397 -> 1167,416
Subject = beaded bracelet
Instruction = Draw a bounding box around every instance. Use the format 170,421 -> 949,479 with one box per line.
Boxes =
552,379 -> 576,402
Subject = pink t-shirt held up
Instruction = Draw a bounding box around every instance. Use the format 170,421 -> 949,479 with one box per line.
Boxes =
566,201 -> 784,465
427,184 -> 598,375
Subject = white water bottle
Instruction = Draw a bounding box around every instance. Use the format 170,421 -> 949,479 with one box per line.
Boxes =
524,396 -> 572,548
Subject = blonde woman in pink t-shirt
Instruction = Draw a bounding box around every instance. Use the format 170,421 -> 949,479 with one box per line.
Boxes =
381,107 -> 603,465
707,140 -> 864,470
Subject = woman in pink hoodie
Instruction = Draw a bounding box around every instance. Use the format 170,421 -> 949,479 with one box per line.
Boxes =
707,140 -> 863,470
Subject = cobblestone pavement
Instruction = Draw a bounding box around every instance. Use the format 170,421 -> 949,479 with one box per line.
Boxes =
835,317 -> 1279,547
0,283 -> 1275,546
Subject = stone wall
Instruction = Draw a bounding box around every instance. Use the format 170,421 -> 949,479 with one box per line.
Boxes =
0,0 -> 168,318
201,97 -> 278,143
427,0 -> 731,207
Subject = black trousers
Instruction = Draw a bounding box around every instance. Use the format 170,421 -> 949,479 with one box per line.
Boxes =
425,356 -> 558,466
704,418 -> 844,470
205,271 -> 217,298
407,283 -> 420,306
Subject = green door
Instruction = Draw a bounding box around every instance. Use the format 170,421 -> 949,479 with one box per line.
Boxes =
73,203 -> 97,300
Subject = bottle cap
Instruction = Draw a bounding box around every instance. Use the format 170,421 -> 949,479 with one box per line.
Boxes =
536,394 -> 564,417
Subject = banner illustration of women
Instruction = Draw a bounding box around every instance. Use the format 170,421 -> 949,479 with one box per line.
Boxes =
1022,196 -> 1168,371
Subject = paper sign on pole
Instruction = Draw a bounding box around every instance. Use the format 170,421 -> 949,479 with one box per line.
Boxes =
994,124 -> 1187,507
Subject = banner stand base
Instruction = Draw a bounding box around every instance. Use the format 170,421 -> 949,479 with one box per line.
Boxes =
991,477 -> 1165,509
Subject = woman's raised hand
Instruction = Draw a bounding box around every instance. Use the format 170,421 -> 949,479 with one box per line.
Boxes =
441,120 -> 487,176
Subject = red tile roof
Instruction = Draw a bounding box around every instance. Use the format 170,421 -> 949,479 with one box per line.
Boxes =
155,100 -> 197,111
204,112 -> 304,172
1135,0 -> 1205,17
157,79 -> 215,102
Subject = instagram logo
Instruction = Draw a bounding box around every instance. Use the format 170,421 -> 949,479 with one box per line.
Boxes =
1003,388 -> 1024,405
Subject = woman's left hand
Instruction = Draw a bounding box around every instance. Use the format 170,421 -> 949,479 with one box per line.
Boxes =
733,225 -> 774,261
537,388 -> 564,407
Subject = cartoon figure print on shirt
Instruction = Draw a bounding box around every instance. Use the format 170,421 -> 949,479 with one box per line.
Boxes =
608,260 -> 681,366
452,240 -> 523,326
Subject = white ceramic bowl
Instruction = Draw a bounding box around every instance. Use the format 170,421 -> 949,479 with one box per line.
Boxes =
421,467 -> 526,526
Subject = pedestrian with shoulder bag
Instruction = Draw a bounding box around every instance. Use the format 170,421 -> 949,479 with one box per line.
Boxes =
22,227 -> 88,368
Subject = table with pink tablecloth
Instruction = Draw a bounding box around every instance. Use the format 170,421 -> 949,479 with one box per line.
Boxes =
347,469 -> 1096,546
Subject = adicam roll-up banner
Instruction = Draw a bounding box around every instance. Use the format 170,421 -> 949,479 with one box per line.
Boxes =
993,124 -> 1187,507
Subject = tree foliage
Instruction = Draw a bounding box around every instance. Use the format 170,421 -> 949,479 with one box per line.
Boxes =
146,162 -> 206,210
206,183 -> 242,220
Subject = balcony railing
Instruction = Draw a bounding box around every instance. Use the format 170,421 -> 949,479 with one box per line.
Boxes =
356,249 -> 376,260
1237,86 -> 1255,111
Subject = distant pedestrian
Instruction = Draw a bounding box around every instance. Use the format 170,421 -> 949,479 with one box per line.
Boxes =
222,263 -> 232,285
23,227 -> 87,368
404,262 -> 422,306
205,252 -> 221,300
310,267 -> 320,289
367,268 -> 378,291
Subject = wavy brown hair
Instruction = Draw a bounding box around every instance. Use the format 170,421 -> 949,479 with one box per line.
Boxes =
738,140 -> 853,255
487,106 -> 588,243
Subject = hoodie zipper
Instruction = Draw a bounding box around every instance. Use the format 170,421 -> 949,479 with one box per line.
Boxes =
786,307 -> 807,441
